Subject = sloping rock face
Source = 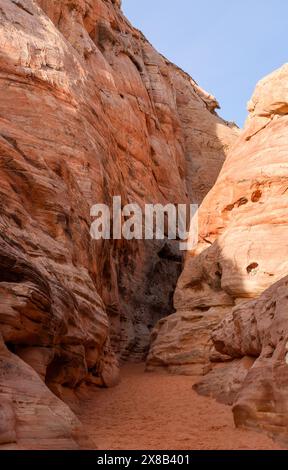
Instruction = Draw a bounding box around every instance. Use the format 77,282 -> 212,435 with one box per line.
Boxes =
0,335 -> 81,449
0,0 -> 237,447
213,276 -> 288,444
195,275 -> 288,444
147,63 -> 288,441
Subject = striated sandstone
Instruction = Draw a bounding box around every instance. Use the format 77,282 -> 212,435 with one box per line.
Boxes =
0,335 -> 81,449
193,357 -> 255,406
148,63 -> 288,374
147,63 -> 288,440
213,276 -> 288,444
0,0 -> 237,448
146,307 -> 231,375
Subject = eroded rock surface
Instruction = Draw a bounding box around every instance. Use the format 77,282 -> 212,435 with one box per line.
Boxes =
0,335 -> 81,449
214,276 -> 288,444
0,0 -> 237,448
147,63 -> 288,441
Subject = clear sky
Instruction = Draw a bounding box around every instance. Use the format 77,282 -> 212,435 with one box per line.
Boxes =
122,0 -> 287,128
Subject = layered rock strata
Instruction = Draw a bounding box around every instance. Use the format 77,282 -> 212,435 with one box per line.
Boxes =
147,63 -> 288,442
0,0 -> 237,447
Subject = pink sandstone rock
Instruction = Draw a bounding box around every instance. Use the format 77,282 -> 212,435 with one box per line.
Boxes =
0,0 -> 237,448
147,63 -> 288,442
0,335 -> 81,449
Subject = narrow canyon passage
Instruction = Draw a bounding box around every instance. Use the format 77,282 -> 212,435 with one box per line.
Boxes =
74,365 -> 281,450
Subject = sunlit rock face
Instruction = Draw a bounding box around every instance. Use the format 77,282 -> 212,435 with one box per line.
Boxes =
147,63 -> 288,442
0,0 -> 237,447
212,276 -> 288,444
0,335 -> 82,449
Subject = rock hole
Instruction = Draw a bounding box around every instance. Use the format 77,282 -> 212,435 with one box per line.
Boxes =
236,197 -> 249,207
224,203 -> 235,212
246,262 -> 259,274
185,279 -> 203,291
251,190 -> 262,203
197,306 -> 211,312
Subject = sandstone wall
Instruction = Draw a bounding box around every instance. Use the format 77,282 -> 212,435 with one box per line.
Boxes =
0,0 -> 237,446
147,63 -> 288,442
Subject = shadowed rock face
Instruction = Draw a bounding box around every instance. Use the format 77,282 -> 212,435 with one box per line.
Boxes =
0,0 -> 237,447
147,63 -> 288,442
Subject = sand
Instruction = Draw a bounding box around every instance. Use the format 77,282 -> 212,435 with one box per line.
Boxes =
76,364 -> 281,450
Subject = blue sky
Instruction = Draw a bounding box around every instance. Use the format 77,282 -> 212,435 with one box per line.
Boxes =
122,0 -> 287,127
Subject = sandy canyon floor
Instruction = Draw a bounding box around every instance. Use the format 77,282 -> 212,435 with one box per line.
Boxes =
73,364 -> 281,450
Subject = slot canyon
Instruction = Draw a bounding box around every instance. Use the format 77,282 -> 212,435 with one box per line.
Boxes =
0,0 -> 287,450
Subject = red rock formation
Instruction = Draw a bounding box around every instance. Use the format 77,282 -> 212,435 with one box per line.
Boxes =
148,63 -> 288,443
0,334 -> 81,449
211,275 -> 288,444
0,0 -> 237,447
